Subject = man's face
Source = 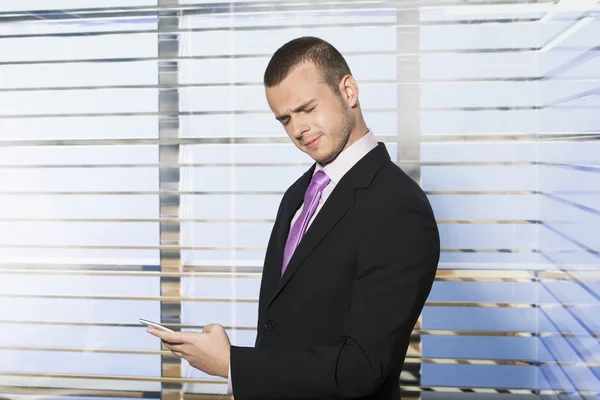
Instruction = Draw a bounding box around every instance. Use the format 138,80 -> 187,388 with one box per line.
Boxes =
265,62 -> 355,165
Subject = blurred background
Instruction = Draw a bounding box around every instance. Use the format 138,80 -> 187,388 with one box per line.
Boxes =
0,0 -> 598,399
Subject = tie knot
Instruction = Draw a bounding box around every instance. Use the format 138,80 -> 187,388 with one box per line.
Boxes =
311,169 -> 331,190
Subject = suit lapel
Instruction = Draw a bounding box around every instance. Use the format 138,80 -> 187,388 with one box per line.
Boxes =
268,183 -> 354,307
268,143 -> 391,307
260,166 -> 314,302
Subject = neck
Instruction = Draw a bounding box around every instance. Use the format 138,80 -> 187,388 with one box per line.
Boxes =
343,117 -> 369,152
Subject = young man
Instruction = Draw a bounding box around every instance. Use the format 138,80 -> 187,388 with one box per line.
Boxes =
149,36 -> 440,400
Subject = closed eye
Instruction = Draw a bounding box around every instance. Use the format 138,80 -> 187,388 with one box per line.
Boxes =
275,100 -> 317,124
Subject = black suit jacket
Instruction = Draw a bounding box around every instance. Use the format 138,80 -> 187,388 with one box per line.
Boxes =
230,143 -> 440,399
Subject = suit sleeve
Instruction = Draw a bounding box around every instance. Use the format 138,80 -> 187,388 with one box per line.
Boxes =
230,197 -> 440,399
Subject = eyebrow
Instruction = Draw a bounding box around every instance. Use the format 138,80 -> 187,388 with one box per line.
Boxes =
275,99 -> 317,122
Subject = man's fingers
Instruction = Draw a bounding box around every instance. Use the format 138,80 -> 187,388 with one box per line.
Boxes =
147,329 -> 186,344
163,342 -> 184,352
147,329 -> 200,346
160,341 -> 187,359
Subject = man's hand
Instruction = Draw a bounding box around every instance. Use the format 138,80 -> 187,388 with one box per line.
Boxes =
147,324 -> 231,378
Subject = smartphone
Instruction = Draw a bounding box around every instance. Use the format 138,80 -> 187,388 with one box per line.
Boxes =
139,318 -> 174,332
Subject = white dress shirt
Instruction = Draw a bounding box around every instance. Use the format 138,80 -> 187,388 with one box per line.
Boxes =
227,129 -> 379,394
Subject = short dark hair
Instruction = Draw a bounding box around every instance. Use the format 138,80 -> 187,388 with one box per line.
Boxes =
263,36 -> 352,93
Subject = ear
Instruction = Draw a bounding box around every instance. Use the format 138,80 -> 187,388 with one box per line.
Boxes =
338,75 -> 359,108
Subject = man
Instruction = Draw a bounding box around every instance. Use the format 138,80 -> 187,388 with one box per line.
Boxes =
148,36 -> 440,399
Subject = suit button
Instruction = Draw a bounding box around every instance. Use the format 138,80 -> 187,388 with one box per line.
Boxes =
265,320 -> 275,331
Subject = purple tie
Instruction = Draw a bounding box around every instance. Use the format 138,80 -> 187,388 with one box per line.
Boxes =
281,170 -> 331,276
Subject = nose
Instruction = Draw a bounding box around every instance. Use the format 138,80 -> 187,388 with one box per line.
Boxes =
292,116 -> 310,139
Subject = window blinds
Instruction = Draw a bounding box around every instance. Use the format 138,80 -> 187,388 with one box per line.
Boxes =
0,1 -> 598,399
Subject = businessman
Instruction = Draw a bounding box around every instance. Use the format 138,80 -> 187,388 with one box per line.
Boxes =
148,36 -> 440,399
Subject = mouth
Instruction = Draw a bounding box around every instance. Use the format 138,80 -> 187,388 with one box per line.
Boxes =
304,136 -> 322,149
